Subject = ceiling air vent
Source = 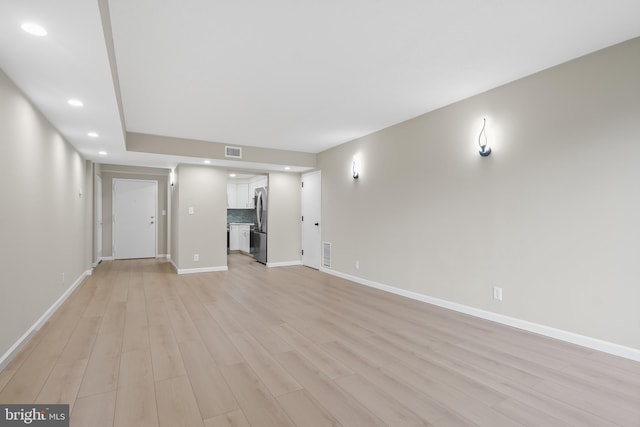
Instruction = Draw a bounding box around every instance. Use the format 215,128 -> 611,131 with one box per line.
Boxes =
225,146 -> 242,159
322,242 -> 332,269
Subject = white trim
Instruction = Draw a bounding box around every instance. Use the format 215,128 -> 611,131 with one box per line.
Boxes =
93,256 -> 112,267
156,254 -> 168,259
0,270 -> 91,371
177,266 -> 228,275
320,268 -> 640,362
95,174 -> 103,262
267,260 -> 302,268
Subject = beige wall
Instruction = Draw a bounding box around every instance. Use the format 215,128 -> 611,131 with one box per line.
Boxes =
317,37 -> 640,350
174,164 -> 228,271
127,132 -> 317,169
171,166 -> 302,270
267,172 -> 302,264
0,69 -> 90,359
100,165 -> 170,258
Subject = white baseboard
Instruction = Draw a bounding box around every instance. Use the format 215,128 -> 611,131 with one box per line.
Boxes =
176,265 -> 228,275
167,254 -> 228,275
0,269 -> 91,371
320,268 -> 640,362
156,254 -> 168,259
91,256 -> 112,267
267,260 -> 302,268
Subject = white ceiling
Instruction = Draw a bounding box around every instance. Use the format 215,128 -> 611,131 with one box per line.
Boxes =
1,0 -> 640,168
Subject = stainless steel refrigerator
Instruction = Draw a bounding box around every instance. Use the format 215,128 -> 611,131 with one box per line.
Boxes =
251,186 -> 268,264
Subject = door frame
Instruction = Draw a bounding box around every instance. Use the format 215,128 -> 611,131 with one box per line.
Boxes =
112,178 -> 158,259
301,170 -> 322,269
95,174 -> 103,264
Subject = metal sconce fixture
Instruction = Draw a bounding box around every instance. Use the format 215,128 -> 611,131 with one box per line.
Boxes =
478,118 -> 491,157
352,156 -> 359,179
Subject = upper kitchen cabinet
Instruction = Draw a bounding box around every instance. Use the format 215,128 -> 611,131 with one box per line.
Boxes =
248,176 -> 268,206
237,183 -> 249,208
227,175 -> 268,208
227,183 -> 237,208
228,182 -> 251,208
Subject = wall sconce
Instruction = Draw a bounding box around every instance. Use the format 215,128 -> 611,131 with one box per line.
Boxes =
478,118 -> 491,157
352,156 -> 360,179
169,169 -> 175,189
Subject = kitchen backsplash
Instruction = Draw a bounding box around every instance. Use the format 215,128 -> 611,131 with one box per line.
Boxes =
227,209 -> 254,224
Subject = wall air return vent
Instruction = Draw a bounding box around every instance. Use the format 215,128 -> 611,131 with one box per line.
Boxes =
322,242 -> 332,268
225,146 -> 242,159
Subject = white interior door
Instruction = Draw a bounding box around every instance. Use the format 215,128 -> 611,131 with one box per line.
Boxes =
95,175 -> 103,261
113,179 -> 157,259
302,171 -> 321,269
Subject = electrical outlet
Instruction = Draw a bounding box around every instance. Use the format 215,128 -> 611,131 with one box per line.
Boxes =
493,286 -> 503,301
193,254 -> 199,262
61,272 -> 65,284
355,260 -> 360,270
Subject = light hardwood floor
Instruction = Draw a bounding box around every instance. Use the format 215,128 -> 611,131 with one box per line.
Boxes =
1,255 -> 639,426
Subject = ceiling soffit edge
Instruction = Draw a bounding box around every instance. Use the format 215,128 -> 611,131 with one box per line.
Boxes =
126,132 -> 317,169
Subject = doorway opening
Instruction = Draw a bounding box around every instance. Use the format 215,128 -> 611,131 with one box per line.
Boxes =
226,172 -> 268,268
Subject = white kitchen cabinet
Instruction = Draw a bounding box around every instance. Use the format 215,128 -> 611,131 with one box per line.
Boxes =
227,182 -> 254,208
229,224 -> 251,253
227,183 -> 237,208
229,224 -> 240,250
239,225 -> 250,253
236,183 -> 249,208
248,182 -> 256,208
247,177 -> 267,208
228,177 -> 267,209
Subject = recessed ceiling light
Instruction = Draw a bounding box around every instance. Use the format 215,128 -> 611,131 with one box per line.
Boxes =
98,151 -> 107,156
21,22 -> 47,36
229,173 -> 236,178
67,98 -> 83,107
204,160 -> 211,164
88,132 -> 99,138
284,166 -> 291,171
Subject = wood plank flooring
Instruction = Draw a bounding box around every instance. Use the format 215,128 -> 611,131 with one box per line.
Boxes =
1,255 -> 639,426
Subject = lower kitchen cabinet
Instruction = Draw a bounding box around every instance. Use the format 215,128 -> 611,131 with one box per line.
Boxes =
229,224 -> 251,253
239,226 -> 250,253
